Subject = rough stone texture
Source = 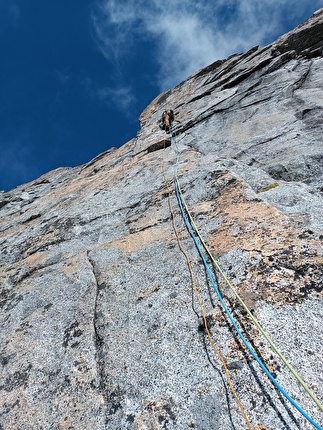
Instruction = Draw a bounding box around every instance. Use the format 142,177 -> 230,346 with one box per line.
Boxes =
1,9 -> 323,430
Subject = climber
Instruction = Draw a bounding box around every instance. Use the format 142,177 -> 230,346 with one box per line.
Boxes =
160,109 -> 174,132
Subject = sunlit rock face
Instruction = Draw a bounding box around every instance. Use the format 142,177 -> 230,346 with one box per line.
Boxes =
1,9 -> 322,430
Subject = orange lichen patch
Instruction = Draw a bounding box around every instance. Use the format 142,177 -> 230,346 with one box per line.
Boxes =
235,289 -> 258,311
177,154 -> 199,175
190,200 -> 214,215
22,251 -> 47,268
1,252 -> 49,293
0,222 -> 25,240
206,178 -> 294,257
128,211 -> 161,234
192,173 -> 323,305
101,225 -> 172,254
61,254 -> 87,279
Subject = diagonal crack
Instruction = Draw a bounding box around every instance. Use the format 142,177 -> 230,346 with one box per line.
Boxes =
290,63 -> 312,94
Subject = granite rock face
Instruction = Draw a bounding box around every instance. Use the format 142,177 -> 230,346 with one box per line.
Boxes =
1,10 -> 323,430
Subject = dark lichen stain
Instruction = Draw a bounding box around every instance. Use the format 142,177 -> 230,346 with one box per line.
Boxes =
107,387 -> 124,416
126,414 -> 135,423
0,364 -> 32,392
227,361 -> 243,371
146,399 -> 176,429
0,353 -> 16,367
0,292 -> 23,311
71,341 -> 80,348
22,213 -> 41,224
15,321 -> 33,334
43,303 -> 53,311
198,314 -> 215,332
63,321 -> 84,348
0,399 -> 20,418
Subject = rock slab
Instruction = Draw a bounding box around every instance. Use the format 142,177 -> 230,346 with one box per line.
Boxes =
1,9 -> 323,430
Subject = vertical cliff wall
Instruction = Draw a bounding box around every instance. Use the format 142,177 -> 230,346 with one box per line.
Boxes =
1,9 -> 323,430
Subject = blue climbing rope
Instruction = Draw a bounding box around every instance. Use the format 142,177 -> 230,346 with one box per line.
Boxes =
172,148 -> 323,430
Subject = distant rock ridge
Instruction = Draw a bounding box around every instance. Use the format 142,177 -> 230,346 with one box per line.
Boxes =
1,9 -> 322,430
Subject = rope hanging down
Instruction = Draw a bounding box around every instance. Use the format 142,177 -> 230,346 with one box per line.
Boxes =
168,129 -> 322,430
163,161 -> 252,429
174,152 -> 323,413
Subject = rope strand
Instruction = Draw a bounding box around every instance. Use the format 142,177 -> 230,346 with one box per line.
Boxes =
171,142 -> 322,430
164,168 -> 252,430
174,161 -> 323,413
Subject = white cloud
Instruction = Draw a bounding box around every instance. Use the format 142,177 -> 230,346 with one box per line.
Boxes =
97,85 -> 136,113
77,71 -> 136,114
91,0 -> 140,64
92,0 -> 323,89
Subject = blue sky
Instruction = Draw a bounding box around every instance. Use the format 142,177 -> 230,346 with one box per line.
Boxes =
1,0 -> 322,191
